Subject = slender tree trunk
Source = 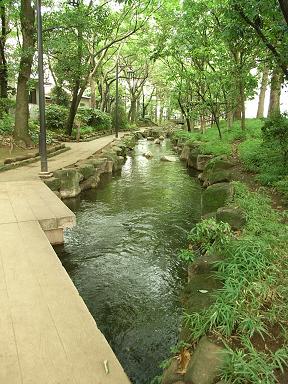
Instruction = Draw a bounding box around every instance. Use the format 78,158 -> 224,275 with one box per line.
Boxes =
257,67 -> 269,118
240,80 -> 246,130
14,0 -> 35,146
200,115 -> 206,133
65,23 -> 83,134
90,77 -> 96,108
66,83 -> 80,136
227,111 -> 233,130
268,67 -> 282,116
0,3 -> 8,107
129,98 -> 137,123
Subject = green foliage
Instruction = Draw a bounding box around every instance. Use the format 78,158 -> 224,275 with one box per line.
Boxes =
262,113 -> 288,163
221,340 -> 288,384
238,139 -> 263,172
183,182 -> 288,382
187,218 -> 232,259
45,104 -> 69,131
111,104 -> 129,131
77,108 -> 112,131
0,98 -> 15,115
0,113 -> 13,134
50,86 -> 70,107
179,249 -> 195,263
28,120 -> 53,144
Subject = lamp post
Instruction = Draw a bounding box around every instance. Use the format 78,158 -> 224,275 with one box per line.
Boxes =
36,0 -> 80,177
36,0 -> 50,177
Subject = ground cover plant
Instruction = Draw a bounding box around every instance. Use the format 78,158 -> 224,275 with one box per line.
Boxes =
181,182 -> 288,383
173,117 -> 288,199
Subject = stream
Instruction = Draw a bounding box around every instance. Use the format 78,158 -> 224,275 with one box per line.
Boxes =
54,139 -> 202,384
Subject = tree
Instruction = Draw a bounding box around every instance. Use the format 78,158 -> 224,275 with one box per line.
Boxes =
13,0 -> 35,146
45,0 -> 154,135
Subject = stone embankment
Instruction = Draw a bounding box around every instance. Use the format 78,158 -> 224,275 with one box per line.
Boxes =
160,136 -> 247,384
44,132 -> 141,199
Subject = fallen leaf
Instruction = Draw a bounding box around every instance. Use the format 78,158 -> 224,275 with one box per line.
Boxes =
176,347 -> 191,374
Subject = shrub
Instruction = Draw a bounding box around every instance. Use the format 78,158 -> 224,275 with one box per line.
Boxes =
111,104 -> 129,131
45,104 -> 69,131
238,139 -> 263,172
76,107 -> 112,131
0,112 -> 13,134
262,113 -> 288,164
50,86 -> 70,107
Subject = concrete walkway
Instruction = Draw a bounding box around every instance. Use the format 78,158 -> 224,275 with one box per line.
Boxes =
0,135 -> 131,384
0,133 -> 124,182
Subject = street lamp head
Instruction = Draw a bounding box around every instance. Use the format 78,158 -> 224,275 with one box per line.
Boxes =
68,0 -> 80,6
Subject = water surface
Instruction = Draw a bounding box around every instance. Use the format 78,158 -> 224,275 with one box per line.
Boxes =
55,139 -> 201,384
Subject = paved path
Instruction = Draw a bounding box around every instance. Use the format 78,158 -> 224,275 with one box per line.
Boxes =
0,135 -> 131,384
0,133 -> 124,182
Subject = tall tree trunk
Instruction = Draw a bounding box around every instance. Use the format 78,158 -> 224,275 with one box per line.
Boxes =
257,67 -> 269,118
268,67 -> 282,116
226,111 -> 233,130
278,0 -> 288,25
90,77 -> 96,108
200,115 -> 206,133
0,2 -> 8,108
129,98 -> 137,123
65,24 -> 83,135
240,80 -> 246,130
14,0 -> 35,146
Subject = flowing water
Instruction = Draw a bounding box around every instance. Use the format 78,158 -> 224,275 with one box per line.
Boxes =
54,139 -> 202,384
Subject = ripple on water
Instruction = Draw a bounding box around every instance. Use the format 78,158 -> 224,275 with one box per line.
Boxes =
55,139 -> 202,384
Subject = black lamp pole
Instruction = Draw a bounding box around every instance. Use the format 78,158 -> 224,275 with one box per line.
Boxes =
115,59 -> 119,138
36,0 -> 49,175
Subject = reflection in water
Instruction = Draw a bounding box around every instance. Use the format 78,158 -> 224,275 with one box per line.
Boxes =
54,139 -> 201,384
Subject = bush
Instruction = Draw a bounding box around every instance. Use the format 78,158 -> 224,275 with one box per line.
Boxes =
77,107 -> 112,131
50,86 -> 70,107
45,104 -> 69,131
28,120 -> 53,144
0,112 -> 13,134
111,104 -> 129,131
262,113 -> 288,164
238,139 -> 263,172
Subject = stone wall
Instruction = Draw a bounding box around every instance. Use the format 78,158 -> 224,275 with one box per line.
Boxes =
44,132 -> 141,199
160,137 -> 247,384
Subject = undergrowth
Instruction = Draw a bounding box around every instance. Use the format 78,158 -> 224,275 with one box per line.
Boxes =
182,182 -> 288,383
172,117 -> 288,198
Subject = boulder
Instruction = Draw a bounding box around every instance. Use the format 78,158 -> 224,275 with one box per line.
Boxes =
188,252 -> 222,281
86,158 -> 107,172
202,182 -> 234,216
53,168 -> 83,198
160,156 -> 177,162
202,157 -> 234,186
154,138 -> 161,144
183,337 -> 226,384
180,145 -> 191,161
134,131 -> 144,139
77,163 -> 95,180
143,151 -> 153,159
196,155 -> 214,171
44,177 -> 61,192
185,142 -> 202,169
80,175 -> 100,191
216,207 -> 246,230
147,136 -> 154,141
159,135 -> 165,140
162,358 -> 184,384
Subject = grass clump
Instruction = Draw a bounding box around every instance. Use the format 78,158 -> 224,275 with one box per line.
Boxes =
182,181 -> 288,383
